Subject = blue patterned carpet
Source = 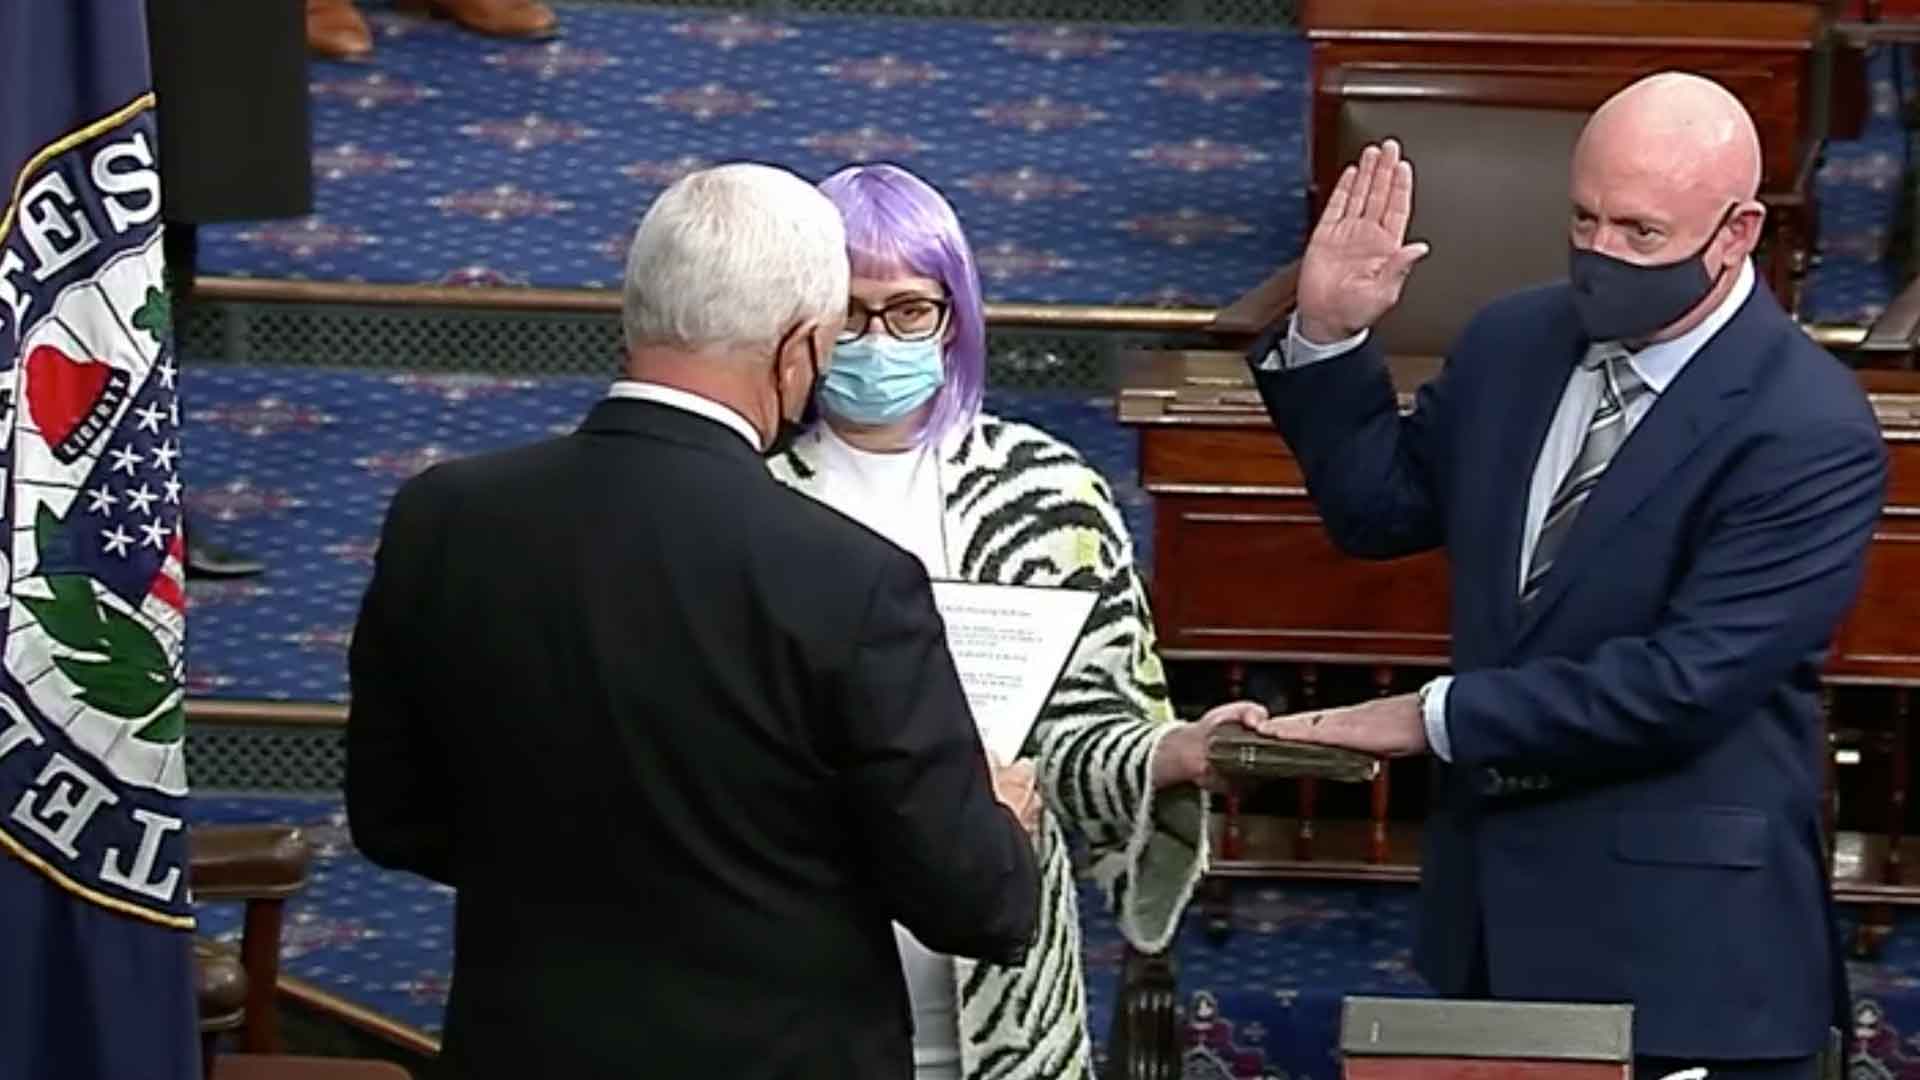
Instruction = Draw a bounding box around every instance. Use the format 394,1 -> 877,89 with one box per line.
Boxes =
178,793 -> 1435,1076
189,794 -> 1920,1078
181,365 -> 1144,703
194,2 -> 1912,321
200,3 -> 1306,310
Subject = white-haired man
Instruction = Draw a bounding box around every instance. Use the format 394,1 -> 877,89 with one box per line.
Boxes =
346,163 -> 1043,1079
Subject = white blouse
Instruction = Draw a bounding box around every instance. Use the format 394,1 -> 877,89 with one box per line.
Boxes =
803,422 -> 960,1079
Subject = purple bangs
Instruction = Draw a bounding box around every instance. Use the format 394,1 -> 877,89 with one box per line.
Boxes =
817,163 -> 987,444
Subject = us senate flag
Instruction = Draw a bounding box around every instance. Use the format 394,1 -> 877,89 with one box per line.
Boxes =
0,2 -> 200,1076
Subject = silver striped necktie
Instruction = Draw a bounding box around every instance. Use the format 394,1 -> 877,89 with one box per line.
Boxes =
1520,343 -> 1651,605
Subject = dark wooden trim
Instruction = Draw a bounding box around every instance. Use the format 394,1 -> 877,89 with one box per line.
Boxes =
1834,18 -> 1920,46
277,975 -> 441,1057
189,281 -> 1873,350
1300,0 -> 1819,45
1864,276 -> 1920,353
240,899 -> 286,1054
1346,1059 -> 1630,1079
199,276 -> 618,313
188,699 -> 348,727
1208,858 -> 1421,883
192,276 -> 1218,333
1161,648 -> 1454,668
1836,882 -> 1920,906
1208,261 -> 1299,341
1328,66 -> 1676,109
1308,29 -> 1815,51
1210,845 -> 1920,905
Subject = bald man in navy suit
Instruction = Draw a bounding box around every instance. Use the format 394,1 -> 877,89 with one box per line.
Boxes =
1245,73 -> 1882,1079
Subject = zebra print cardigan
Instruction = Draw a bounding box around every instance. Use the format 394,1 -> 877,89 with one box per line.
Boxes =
770,412 -> 1209,1080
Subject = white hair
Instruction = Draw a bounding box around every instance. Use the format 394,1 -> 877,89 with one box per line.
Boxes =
622,163 -> 849,354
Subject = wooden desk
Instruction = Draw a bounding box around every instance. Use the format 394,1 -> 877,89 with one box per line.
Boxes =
1124,351 -> 1448,667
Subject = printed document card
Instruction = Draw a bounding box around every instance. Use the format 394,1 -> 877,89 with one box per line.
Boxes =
928,581 -> 1097,763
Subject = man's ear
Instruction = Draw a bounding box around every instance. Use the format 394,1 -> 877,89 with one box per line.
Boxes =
772,320 -> 810,383
791,317 -> 831,371
1732,201 -> 1768,256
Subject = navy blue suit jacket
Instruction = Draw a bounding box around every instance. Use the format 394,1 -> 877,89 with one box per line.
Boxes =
1249,281 -> 1886,1060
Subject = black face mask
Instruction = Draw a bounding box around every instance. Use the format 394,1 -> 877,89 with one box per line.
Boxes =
1568,203 -> 1738,343
761,331 -> 821,459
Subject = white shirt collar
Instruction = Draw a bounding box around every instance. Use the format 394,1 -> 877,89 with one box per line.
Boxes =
1626,257 -> 1755,395
606,380 -> 764,451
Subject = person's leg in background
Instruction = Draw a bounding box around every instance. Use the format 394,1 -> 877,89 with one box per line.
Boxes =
148,0 -> 315,579
306,0 -> 373,61
159,221 -> 261,579
304,0 -> 558,62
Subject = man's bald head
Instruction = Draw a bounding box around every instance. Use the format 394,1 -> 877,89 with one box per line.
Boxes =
1578,72 -> 1762,207
1566,72 -> 1766,341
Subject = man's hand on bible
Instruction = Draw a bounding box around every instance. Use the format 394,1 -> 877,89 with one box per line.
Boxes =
1151,700 -> 1270,791
988,754 -> 1044,834
1242,693 -> 1427,758
1294,138 -> 1431,344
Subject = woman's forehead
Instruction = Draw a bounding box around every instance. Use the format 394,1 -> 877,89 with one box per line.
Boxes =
850,273 -> 943,300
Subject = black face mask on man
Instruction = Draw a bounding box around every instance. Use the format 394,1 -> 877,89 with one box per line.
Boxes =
1568,203 -> 1739,343
762,327 -> 822,459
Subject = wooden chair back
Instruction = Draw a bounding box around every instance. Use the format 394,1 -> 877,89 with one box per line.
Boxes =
1331,85 -> 1586,359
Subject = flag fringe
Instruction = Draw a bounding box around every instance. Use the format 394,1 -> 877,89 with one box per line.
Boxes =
0,822 -> 194,930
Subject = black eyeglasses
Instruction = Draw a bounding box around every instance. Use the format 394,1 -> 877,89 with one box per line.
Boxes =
839,295 -> 951,344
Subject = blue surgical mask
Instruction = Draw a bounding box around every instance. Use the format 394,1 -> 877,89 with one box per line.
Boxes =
820,336 -> 945,425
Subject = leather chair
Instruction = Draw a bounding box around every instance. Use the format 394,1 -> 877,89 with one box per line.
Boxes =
1224,94 -> 1589,358
196,938 -> 249,1058
1850,281 -> 1920,367
191,823 -> 408,1080
192,824 -> 313,1057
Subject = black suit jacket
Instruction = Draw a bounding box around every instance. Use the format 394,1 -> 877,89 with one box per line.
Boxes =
346,397 -> 1041,1079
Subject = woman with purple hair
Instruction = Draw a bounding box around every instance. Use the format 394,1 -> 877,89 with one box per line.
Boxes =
769,162 -> 1260,1080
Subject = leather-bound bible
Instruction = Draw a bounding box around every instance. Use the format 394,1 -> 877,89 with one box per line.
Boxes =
1207,730 -> 1383,783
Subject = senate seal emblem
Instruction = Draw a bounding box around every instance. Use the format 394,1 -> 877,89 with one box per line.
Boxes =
0,96 -> 192,928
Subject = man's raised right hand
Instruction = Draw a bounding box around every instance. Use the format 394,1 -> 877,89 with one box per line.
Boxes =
1294,138 -> 1431,344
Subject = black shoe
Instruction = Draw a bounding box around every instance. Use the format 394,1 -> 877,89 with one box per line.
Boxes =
186,536 -> 264,579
